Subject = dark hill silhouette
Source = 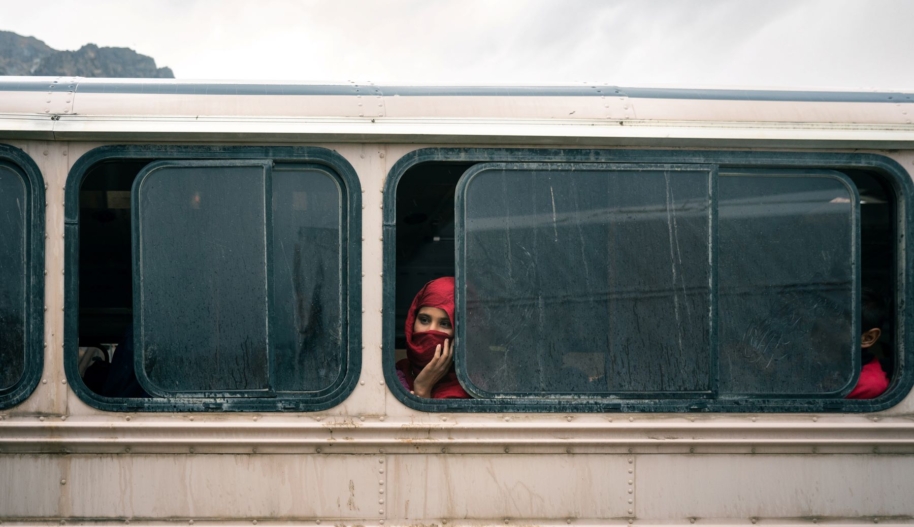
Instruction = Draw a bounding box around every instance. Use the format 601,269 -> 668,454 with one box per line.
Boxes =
0,30 -> 173,78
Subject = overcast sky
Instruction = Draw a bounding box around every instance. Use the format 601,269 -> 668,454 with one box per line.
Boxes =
2,0 -> 912,89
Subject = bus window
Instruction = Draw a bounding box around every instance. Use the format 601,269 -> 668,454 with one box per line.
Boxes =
386,150 -> 907,412
67,148 -> 360,411
0,147 -> 44,409
0,164 -> 29,393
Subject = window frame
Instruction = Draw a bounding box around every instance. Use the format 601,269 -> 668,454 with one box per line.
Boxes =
64,145 -> 362,412
0,144 -> 45,410
383,148 -> 912,413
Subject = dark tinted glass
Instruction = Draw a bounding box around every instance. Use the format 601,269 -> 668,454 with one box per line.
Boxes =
459,164 -> 713,395
718,171 -> 857,395
0,164 -> 26,391
271,166 -> 343,392
135,162 -> 271,394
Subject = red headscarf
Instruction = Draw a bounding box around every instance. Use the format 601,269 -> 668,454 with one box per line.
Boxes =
396,277 -> 470,399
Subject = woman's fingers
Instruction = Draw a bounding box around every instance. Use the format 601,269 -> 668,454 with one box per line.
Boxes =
443,339 -> 453,363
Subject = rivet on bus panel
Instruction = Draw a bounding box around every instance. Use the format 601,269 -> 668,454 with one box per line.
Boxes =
689,518 -> 695,524
60,479 -> 66,485
750,518 -> 757,524
316,448 -> 322,453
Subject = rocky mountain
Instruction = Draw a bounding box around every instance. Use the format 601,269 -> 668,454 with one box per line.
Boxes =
0,30 -> 174,78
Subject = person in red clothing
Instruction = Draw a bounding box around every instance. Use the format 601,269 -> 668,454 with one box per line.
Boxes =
396,277 -> 470,399
847,289 -> 890,399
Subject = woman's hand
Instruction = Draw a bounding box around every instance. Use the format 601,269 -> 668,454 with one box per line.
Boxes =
412,338 -> 453,398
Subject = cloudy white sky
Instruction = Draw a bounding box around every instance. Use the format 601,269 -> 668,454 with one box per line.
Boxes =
2,0 -> 913,89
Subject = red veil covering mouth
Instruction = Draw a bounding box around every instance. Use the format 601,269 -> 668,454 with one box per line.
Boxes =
396,277 -> 470,399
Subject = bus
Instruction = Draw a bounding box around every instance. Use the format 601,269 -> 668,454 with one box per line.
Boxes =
0,77 -> 913,526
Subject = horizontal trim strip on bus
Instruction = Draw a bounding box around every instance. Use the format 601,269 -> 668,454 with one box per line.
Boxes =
1,78 -> 913,103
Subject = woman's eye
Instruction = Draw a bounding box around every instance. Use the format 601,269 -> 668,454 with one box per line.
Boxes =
440,320 -> 451,328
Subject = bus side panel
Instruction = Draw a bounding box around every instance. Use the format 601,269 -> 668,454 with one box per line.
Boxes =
386,454 -> 631,520
637,454 -> 914,520
0,454 -> 381,520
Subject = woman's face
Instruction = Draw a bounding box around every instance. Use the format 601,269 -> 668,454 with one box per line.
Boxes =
413,306 -> 453,336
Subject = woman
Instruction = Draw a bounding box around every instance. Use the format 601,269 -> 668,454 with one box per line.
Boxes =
397,277 -> 470,399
